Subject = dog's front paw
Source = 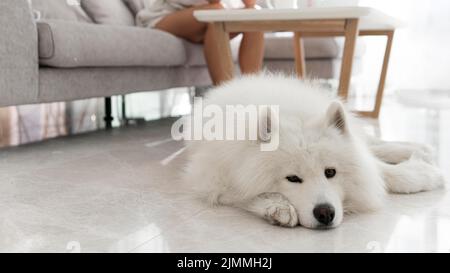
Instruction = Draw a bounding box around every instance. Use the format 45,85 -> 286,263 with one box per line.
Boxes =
265,203 -> 299,227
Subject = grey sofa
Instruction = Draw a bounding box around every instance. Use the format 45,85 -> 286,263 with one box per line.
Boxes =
0,0 -> 353,126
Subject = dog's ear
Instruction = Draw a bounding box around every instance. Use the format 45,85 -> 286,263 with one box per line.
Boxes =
258,106 -> 278,142
325,101 -> 348,135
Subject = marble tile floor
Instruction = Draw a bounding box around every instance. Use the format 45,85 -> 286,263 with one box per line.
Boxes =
0,98 -> 449,253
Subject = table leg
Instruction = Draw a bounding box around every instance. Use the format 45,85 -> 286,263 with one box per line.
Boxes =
209,22 -> 235,84
357,31 -> 394,119
293,32 -> 306,78
338,19 -> 360,99
372,31 -> 394,118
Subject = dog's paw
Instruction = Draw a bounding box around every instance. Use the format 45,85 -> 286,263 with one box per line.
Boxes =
408,143 -> 435,165
265,202 -> 299,227
409,144 -> 435,165
388,156 -> 446,194
371,142 -> 436,165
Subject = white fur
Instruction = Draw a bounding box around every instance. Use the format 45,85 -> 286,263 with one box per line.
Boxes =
183,73 -> 446,229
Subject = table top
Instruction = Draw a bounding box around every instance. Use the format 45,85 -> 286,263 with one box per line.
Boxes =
194,7 -> 403,30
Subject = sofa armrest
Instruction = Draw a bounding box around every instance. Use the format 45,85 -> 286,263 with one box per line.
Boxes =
0,0 -> 39,107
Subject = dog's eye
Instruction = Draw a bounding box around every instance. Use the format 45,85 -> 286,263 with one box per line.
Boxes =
286,175 -> 303,183
324,168 -> 336,179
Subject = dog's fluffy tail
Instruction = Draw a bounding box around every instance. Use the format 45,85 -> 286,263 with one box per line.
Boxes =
379,152 -> 446,194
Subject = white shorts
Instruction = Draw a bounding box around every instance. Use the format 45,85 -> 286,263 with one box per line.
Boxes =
136,9 -> 174,28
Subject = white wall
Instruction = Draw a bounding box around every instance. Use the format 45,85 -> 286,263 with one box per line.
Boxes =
360,0 -> 450,91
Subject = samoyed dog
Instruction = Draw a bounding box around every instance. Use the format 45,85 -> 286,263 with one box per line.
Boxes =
182,73 -> 445,229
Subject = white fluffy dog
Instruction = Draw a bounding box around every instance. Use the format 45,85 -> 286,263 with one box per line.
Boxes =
183,73 -> 445,229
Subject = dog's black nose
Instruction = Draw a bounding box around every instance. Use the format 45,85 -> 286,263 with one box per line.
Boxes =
313,204 -> 335,226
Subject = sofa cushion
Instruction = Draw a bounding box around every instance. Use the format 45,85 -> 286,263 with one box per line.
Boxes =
183,35 -> 341,67
37,20 -> 187,68
264,35 -> 340,60
31,0 -> 93,22
123,0 -> 145,15
264,35 -> 366,59
81,0 -> 135,26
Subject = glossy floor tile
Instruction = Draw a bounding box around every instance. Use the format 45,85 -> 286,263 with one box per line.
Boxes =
0,96 -> 449,252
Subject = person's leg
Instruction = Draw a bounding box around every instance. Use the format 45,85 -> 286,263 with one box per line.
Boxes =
238,31 -> 265,74
154,4 -> 217,43
155,3 -> 232,85
239,1 -> 264,74
203,22 -> 235,85
155,3 -> 264,85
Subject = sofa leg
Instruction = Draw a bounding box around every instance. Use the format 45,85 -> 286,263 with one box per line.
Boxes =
121,95 -> 128,125
104,97 -> 113,129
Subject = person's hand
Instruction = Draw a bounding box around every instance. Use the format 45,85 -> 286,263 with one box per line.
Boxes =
242,0 -> 256,8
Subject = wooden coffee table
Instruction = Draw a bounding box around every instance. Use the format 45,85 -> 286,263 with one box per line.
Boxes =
194,7 -> 402,118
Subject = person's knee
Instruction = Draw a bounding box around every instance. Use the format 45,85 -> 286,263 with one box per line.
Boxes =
190,34 -> 205,44
187,3 -> 223,43
202,2 -> 225,10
